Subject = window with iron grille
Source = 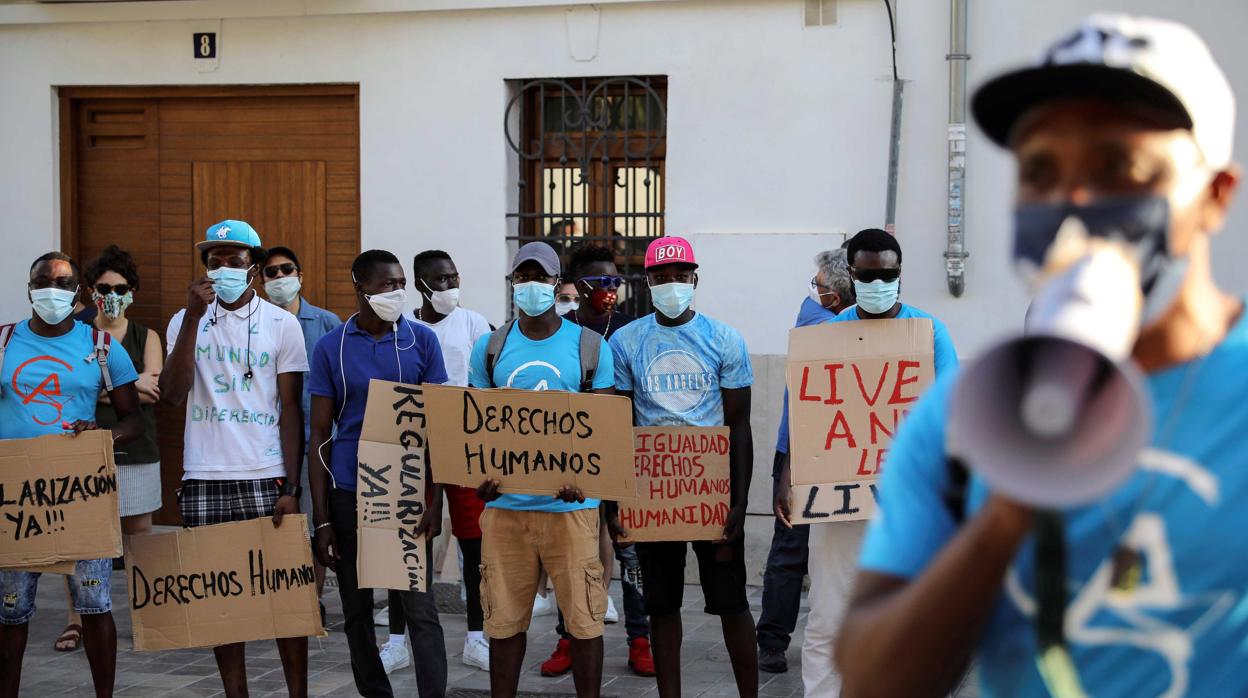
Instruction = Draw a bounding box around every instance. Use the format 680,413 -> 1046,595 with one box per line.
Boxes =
505,76 -> 667,317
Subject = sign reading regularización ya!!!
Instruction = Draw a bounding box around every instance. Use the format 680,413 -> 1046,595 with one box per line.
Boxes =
0,431 -> 122,568
786,319 -> 934,523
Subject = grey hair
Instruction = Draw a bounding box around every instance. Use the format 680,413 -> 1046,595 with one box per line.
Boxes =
814,248 -> 854,304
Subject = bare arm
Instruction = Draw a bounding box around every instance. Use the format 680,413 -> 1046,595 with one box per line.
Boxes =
160,278 -> 215,406
720,386 -> 753,542
102,382 -> 143,445
309,394 -> 339,569
136,327 -> 163,405
836,497 -> 1033,698
271,371 -> 304,525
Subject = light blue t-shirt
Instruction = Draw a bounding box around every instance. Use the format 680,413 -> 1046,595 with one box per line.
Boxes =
860,307 -> 1248,697
776,303 -> 958,453
0,320 -> 139,439
609,313 -> 752,427
468,318 -> 614,512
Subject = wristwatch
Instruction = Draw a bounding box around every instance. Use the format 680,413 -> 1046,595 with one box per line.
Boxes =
279,483 -> 303,499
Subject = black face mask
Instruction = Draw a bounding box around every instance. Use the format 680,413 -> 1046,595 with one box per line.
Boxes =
1013,195 -> 1189,321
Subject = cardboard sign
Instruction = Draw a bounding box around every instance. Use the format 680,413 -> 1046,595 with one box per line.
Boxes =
789,481 -> 880,524
787,319 -> 934,521
0,431 -> 122,568
124,515 -> 325,651
356,379 -> 430,592
423,384 -> 637,501
618,427 -> 731,543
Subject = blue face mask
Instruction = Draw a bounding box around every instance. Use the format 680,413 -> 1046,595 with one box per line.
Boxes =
650,282 -> 695,319
30,287 -> 77,325
513,281 -> 556,316
208,266 -> 253,304
853,279 -> 899,315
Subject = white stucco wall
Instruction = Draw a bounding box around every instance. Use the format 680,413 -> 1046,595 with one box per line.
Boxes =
2,0 -> 1247,357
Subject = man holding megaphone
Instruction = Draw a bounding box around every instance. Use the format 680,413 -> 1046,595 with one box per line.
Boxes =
836,15 -> 1246,698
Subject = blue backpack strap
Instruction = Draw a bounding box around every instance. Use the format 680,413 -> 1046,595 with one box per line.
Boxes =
483,320 -> 516,389
577,326 -> 602,393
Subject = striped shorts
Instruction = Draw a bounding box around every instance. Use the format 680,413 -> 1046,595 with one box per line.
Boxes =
178,478 -> 281,528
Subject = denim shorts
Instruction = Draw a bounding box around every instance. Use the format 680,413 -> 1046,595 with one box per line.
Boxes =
0,558 -> 113,625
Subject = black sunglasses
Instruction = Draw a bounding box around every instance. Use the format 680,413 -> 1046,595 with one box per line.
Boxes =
578,275 -> 624,290
94,283 -> 132,296
263,263 -> 298,279
851,267 -> 901,283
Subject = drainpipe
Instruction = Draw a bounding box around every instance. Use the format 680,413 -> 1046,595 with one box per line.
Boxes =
945,0 -> 970,296
882,1 -> 903,235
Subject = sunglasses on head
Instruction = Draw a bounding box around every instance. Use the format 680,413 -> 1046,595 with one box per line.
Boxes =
852,267 -> 901,283
94,283 -> 132,296
263,263 -> 298,279
578,275 -> 624,290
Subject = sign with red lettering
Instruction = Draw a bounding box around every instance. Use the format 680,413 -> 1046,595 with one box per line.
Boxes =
786,319 -> 933,521
618,427 -> 730,543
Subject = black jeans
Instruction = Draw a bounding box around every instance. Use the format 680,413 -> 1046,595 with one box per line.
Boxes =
329,489 -> 447,698
756,468 -> 810,652
391,537 -> 484,636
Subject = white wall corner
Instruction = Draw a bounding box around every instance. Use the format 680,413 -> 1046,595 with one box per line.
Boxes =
565,6 -> 601,62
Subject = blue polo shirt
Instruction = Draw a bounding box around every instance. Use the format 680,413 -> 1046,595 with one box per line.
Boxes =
308,316 -> 448,491
294,298 -> 341,443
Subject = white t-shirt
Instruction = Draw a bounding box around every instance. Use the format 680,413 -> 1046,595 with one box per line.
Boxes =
167,294 -> 309,480
407,306 -> 491,387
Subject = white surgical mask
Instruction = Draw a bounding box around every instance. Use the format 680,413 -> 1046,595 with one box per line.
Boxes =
366,289 -> 407,323
264,277 -> 302,307
31,287 -> 77,325
853,279 -> 899,315
421,281 -> 460,315
649,282 -> 695,319
555,299 -> 580,316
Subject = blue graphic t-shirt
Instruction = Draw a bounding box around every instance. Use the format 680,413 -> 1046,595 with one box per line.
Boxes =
860,306 -> 1248,697
309,317 -> 448,492
0,320 -> 138,439
776,303 -> 958,453
609,313 -> 752,428
468,318 -> 615,512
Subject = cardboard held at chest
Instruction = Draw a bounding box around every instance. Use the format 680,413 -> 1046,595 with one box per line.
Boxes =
356,379 -> 430,592
618,426 -> 731,543
787,319 -> 934,521
423,384 -> 638,501
0,431 -> 122,568
124,515 -> 324,651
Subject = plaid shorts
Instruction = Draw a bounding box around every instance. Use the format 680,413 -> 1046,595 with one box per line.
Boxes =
178,478 -> 281,528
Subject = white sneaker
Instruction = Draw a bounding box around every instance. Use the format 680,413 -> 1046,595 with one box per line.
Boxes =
604,596 -> 619,624
532,592 -> 555,618
373,606 -> 389,627
463,636 -> 490,671
379,641 -> 410,675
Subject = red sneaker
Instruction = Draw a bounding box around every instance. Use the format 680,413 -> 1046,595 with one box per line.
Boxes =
540,638 -> 573,677
628,637 -> 656,677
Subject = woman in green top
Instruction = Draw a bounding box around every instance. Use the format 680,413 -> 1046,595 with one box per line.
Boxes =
49,246 -> 164,653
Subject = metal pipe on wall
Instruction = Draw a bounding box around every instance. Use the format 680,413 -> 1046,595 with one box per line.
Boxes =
945,0 -> 969,296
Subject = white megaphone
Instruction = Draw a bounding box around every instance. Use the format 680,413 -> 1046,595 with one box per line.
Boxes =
948,235 -> 1154,508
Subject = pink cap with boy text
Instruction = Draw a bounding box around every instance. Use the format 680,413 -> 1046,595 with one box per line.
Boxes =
645,236 -> 699,269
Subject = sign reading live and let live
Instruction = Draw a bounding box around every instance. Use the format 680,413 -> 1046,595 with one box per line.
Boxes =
0,431 -> 122,568
356,379 -> 431,592
124,515 -> 325,651
618,426 -> 731,543
787,319 -> 934,523
423,384 -> 638,501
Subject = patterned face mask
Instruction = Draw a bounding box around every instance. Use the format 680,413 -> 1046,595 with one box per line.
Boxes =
93,290 -> 134,320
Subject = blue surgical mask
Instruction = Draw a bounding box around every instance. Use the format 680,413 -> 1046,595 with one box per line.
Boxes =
513,281 -> 556,316
853,279 -> 899,315
208,266 -> 253,304
650,282 -> 695,319
30,287 -> 77,325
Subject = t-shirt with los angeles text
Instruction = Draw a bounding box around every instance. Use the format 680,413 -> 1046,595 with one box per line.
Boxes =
166,294 -> 308,480
608,312 -> 753,428
860,304 -> 1248,697
467,318 -> 615,513
0,320 -> 138,439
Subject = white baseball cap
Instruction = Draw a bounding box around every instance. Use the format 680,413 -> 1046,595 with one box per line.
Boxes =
973,14 -> 1236,169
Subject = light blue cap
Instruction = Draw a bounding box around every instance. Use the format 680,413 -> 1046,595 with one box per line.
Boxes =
197,219 -> 262,252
